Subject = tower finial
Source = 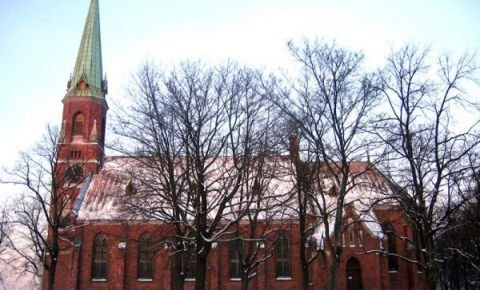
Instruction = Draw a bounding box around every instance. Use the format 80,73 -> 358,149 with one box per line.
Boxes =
65,0 -> 107,100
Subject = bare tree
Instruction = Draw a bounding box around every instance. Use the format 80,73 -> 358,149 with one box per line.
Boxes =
0,205 -> 9,286
272,39 -> 382,290
114,62 -> 287,290
377,44 -> 479,290
1,126 -> 83,290
436,171 -> 480,290
113,62 -> 190,289
4,194 -> 46,279
231,143 -> 290,290
0,206 -> 7,255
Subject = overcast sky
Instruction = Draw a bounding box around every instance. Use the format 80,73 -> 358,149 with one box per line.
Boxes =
0,0 -> 479,199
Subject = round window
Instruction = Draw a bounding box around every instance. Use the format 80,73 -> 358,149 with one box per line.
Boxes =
65,165 -> 83,183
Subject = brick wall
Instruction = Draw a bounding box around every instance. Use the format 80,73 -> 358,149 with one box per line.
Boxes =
48,209 -> 427,290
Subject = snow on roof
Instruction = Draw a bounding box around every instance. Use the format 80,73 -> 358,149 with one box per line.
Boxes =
76,156 -> 396,238
77,157 -> 131,221
311,163 -> 396,240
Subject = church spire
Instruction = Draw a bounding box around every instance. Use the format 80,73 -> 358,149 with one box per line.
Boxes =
65,0 -> 107,100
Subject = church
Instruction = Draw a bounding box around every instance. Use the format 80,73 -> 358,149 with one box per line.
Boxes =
45,1 -> 428,289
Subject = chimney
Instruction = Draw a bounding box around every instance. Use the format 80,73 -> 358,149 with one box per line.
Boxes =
289,134 -> 300,162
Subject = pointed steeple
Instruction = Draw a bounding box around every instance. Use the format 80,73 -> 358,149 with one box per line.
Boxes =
65,0 -> 107,100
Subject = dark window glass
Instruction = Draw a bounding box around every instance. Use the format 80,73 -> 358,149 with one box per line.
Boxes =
138,234 -> 154,279
229,239 -> 243,279
413,231 -> 423,272
349,227 -> 355,246
183,251 -> 196,279
92,234 -> 108,279
359,230 -> 365,247
383,224 -> 399,271
276,233 -> 291,277
321,250 -> 326,268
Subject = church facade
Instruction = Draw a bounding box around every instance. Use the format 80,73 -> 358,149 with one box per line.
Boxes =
45,1 -> 428,290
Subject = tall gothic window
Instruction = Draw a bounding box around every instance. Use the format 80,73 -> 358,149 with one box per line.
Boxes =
359,230 -> 365,247
138,234 -> 154,279
383,224 -> 399,271
275,233 -> 291,278
73,113 -> 85,136
320,250 -> 327,269
92,233 -> 108,280
413,231 -> 423,272
229,239 -> 243,279
349,227 -> 355,247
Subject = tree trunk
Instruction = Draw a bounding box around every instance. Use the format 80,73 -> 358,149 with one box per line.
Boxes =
302,264 -> 310,290
425,236 -> 437,290
47,229 -> 59,290
300,242 -> 309,290
298,194 -> 310,290
327,246 -> 341,290
426,260 -> 437,290
293,153 -> 310,290
48,255 -> 57,290
194,254 -> 209,290
241,274 -> 249,290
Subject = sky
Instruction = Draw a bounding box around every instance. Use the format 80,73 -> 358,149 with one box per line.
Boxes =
0,0 -> 479,200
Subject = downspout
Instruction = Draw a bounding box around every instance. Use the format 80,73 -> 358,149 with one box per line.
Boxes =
122,222 -> 128,290
378,235 -> 385,290
75,226 -> 84,290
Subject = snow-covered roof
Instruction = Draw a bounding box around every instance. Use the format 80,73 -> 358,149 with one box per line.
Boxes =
76,157 -> 131,220
75,157 -> 397,240
311,162 -> 396,240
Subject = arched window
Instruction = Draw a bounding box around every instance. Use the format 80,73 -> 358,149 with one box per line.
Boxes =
349,227 -> 355,247
320,250 -> 327,269
92,234 -> 108,280
65,165 -> 83,183
413,231 -> 423,272
275,233 -> 291,278
347,218 -> 355,247
73,113 -> 85,136
138,234 -> 154,279
359,230 -> 365,247
229,239 -> 243,279
383,224 -> 399,271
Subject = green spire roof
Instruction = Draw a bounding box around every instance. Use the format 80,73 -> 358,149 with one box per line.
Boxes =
65,0 -> 107,100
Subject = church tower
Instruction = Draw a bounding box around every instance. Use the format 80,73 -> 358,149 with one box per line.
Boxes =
57,0 -> 108,186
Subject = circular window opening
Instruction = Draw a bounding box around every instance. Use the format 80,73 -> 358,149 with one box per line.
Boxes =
65,165 -> 83,183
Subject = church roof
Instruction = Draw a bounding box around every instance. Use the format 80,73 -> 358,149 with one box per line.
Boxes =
75,157 -> 130,221
75,157 -> 397,239
65,0 -> 107,100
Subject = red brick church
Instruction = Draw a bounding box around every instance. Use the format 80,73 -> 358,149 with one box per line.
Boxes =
45,1 -> 428,289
